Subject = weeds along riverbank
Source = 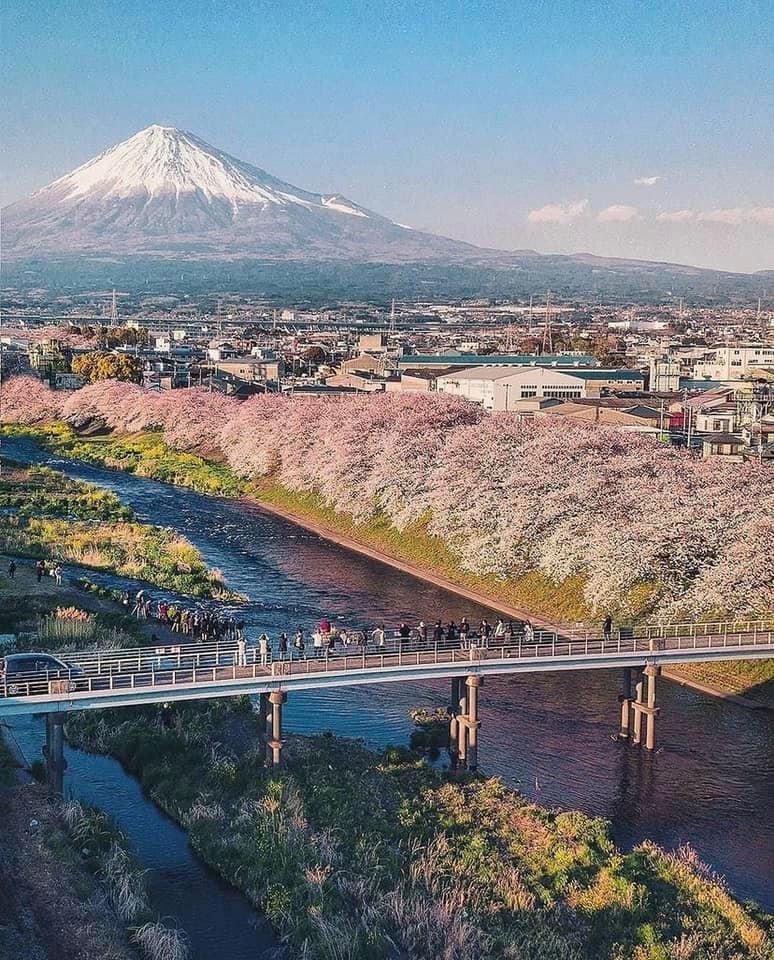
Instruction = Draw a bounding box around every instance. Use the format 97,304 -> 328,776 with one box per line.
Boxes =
64,698 -> 773,960
0,736 -> 188,960
3,421 -> 772,700
0,455 -> 231,598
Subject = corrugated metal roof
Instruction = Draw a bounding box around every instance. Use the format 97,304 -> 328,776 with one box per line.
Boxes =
398,353 -> 598,366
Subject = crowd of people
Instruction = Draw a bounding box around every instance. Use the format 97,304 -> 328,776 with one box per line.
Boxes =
14,558 -> 65,586
121,589 -> 548,664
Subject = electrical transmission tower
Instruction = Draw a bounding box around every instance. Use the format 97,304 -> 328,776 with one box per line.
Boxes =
109,289 -> 118,327
541,291 -> 553,354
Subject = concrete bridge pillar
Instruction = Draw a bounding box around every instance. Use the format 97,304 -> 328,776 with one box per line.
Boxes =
267,691 -> 287,768
629,666 -> 660,751
448,677 -> 464,765
456,680 -> 468,767
44,713 -> 66,795
618,667 -> 633,738
465,675 -> 482,771
644,665 -> 659,751
631,680 -> 644,746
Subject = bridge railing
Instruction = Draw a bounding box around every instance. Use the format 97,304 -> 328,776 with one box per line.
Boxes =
1,623 -> 772,702
565,618 -> 774,643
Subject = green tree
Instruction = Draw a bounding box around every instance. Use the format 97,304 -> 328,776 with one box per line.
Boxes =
72,351 -> 144,384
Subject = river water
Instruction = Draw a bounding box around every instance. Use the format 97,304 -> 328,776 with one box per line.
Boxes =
5,441 -> 773,936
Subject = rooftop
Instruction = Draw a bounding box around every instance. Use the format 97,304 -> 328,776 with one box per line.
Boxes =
398,353 -> 598,367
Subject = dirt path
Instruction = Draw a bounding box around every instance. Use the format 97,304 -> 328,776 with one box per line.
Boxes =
0,553 -> 180,645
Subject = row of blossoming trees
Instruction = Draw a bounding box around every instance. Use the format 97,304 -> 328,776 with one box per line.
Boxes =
4,375 -> 772,619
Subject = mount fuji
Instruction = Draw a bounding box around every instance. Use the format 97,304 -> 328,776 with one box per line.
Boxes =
2,125 -> 763,299
1,124 -> 483,262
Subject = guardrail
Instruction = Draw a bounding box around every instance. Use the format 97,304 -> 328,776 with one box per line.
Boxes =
1,622 -> 772,702
565,618 -> 774,642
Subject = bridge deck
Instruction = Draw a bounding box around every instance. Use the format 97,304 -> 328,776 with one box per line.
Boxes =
1,619 -> 771,716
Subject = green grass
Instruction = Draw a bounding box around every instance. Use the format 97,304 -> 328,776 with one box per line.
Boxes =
65,700 -> 773,960
0,455 -> 229,597
2,423 -> 244,497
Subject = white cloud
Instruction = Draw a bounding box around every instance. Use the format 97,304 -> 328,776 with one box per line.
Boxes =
698,207 -> 774,225
597,204 -> 639,222
527,199 -> 588,224
656,209 -> 695,223
634,175 -> 661,186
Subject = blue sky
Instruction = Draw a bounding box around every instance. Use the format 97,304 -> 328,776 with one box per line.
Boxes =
2,0 -> 773,271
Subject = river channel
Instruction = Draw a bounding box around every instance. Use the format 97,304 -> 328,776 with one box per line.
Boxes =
6,440 -> 773,936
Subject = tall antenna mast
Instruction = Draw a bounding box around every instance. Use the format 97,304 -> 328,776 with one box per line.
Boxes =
109,288 -> 118,327
541,290 -> 553,354
390,298 -> 396,336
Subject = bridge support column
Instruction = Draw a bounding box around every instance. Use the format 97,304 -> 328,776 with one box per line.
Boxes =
448,677 -> 464,766
618,667 -> 633,738
44,713 -> 66,795
457,681 -> 468,768
465,675 -> 482,771
631,680 -> 644,746
267,691 -> 287,768
630,666 -> 660,751
644,665 -> 659,751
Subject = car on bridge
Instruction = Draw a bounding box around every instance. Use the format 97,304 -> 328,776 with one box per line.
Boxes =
1,652 -> 83,696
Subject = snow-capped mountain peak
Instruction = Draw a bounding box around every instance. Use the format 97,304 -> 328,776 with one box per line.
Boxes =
35,124 -> 372,217
2,125 -> 490,263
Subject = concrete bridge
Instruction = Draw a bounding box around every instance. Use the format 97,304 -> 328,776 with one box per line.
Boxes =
2,618 -> 771,790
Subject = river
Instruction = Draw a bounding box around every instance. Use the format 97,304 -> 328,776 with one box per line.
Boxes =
5,441 -> 773,932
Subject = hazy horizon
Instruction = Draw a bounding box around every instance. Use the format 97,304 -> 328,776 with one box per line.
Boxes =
2,1 -> 773,273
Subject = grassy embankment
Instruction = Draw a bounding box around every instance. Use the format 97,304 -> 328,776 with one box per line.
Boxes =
0,453 -> 230,599
3,421 -> 771,700
65,699 -> 773,960
0,748 -> 188,960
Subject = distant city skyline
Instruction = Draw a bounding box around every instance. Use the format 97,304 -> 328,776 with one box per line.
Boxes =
2,0 -> 772,272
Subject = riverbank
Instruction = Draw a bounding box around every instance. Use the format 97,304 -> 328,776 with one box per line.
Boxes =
65,698 -> 773,960
1,730 -> 191,960
0,456 -> 232,599
4,423 -> 771,702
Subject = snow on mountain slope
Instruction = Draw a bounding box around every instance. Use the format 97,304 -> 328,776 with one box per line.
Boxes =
2,125 -> 485,262
39,125 -> 372,213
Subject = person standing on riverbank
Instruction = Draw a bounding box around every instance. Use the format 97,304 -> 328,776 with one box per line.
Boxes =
7,560 -> 16,580
35,559 -> 46,583
53,564 -> 63,586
